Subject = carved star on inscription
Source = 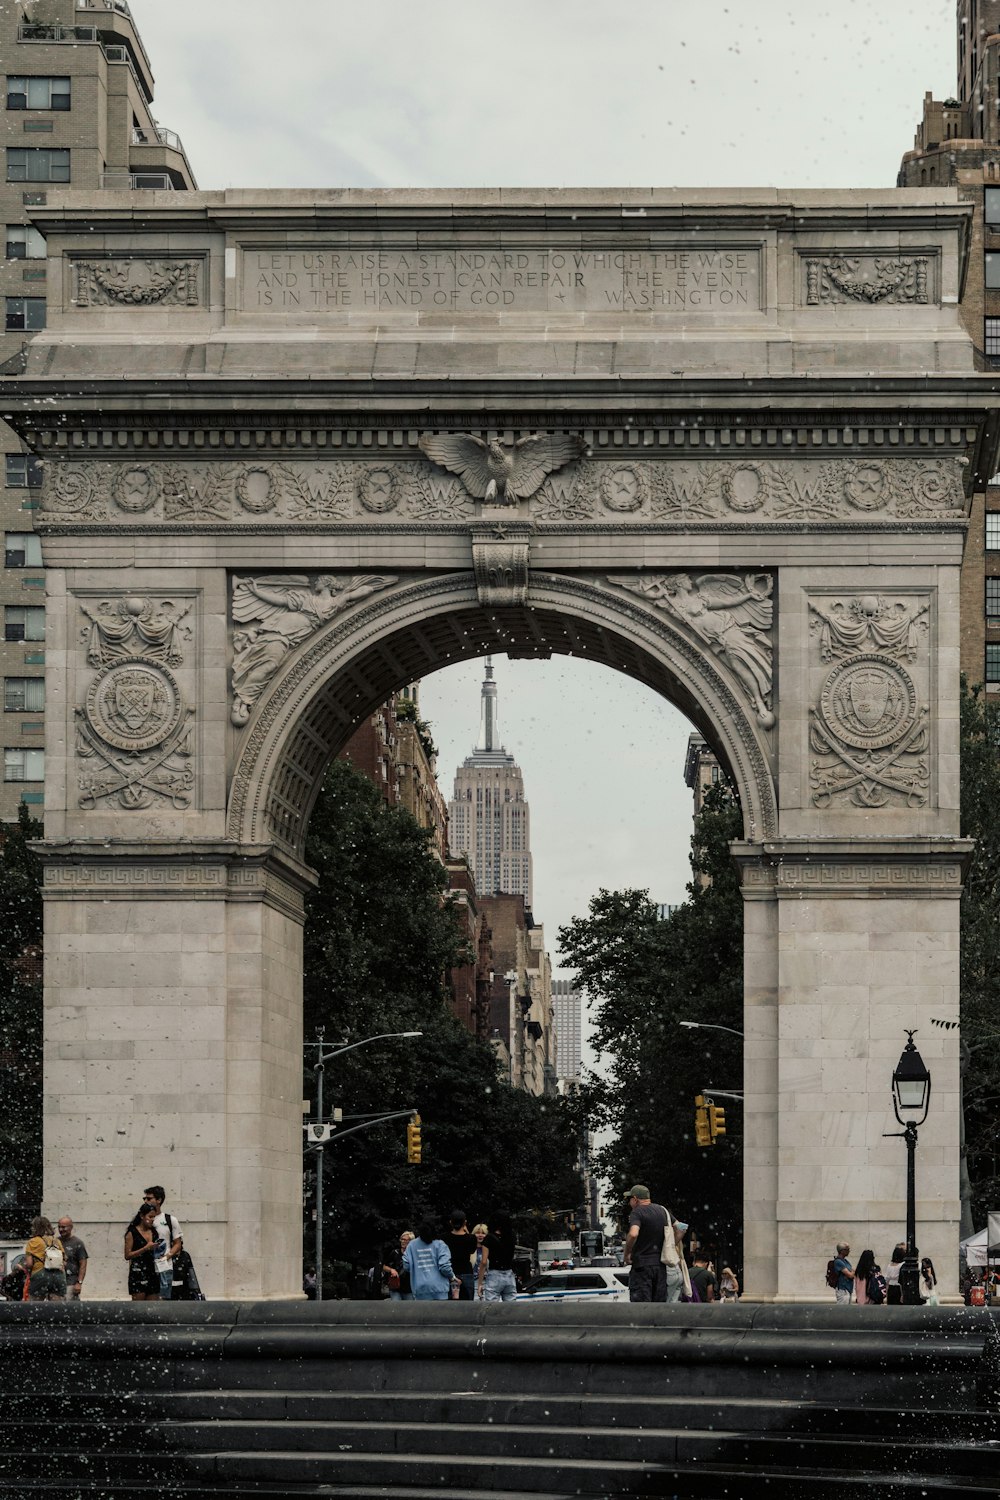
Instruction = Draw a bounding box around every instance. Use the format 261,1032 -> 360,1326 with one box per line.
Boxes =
417,432 -> 586,506
491,524 -> 509,541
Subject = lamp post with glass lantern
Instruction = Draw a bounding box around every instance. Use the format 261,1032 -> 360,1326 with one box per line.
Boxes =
886,1030 -> 932,1305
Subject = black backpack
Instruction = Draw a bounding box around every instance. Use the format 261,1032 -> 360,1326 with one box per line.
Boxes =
867,1269 -> 887,1305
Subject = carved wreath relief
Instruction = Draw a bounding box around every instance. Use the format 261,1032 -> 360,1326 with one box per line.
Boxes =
230,574 -> 397,725
804,257 -> 930,306
808,593 -> 930,809
73,259 -> 201,307
76,596 -> 195,810
610,572 -> 775,728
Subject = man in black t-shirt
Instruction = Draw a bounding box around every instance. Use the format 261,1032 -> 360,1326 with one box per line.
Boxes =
622,1184 -> 679,1303
443,1210 -> 476,1300
689,1255 -> 717,1303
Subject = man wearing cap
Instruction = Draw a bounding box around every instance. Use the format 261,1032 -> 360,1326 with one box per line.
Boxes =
622,1185 -> 681,1303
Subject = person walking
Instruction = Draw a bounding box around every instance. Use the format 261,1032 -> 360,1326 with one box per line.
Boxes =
124,1203 -> 160,1301
622,1185 -> 682,1303
57,1216 -> 88,1300
831,1242 -> 854,1304
481,1214 -> 518,1303
443,1210 -> 476,1301
24,1216 -> 67,1302
402,1221 -> 456,1301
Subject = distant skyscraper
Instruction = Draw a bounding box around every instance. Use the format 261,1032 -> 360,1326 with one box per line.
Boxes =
448,658 -> 532,905
552,979 -> 583,1085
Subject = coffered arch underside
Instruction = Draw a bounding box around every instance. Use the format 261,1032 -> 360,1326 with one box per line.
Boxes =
227,572 -> 777,860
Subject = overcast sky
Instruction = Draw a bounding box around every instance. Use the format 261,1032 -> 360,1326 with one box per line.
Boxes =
132,1 -> 956,981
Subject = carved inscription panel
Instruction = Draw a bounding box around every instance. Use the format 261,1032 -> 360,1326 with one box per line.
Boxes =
243,247 -> 762,315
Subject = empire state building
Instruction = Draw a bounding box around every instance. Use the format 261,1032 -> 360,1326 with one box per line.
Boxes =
448,658 -> 533,905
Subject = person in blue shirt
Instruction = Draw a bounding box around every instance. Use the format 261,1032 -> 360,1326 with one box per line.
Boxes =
832,1241 -> 855,1304
402,1221 -> 457,1301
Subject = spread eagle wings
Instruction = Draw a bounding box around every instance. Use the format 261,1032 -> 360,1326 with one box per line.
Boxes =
696,573 -> 774,631
418,433 -> 585,501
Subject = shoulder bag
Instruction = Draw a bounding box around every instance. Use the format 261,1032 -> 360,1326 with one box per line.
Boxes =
659,1208 -> 681,1267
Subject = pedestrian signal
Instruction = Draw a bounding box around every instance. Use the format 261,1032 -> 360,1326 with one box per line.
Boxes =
406,1114 -> 422,1164
694,1095 -> 712,1148
708,1104 -> 727,1140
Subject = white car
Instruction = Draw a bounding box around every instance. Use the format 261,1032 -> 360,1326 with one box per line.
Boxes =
516,1266 -> 630,1303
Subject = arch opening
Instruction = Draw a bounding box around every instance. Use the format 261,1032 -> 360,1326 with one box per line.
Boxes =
227,573 -> 777,862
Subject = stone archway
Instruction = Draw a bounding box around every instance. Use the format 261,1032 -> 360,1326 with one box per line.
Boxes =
7,188 -> 995,1299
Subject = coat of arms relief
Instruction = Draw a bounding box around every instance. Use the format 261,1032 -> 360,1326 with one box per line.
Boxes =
808,593 -> 931,809
75,595 -> 195,810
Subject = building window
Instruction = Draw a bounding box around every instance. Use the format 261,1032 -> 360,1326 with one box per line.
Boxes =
5,455 -> 43,489
4,533 -> 42,567
6,148 -> 69,183
986,319 -> 1000,360
4,747 -> 44,782
988,580 -> 1000,620
987,254 -> 1000,290
4,678 -> 44,713
6,77 -> 71,111
986,188 -> 1000,225
5,225 -> 45,259
5,296 -> 45,331
4,607 -> 44,642
988,645 -> 1000,683
988,514 -> 1000,551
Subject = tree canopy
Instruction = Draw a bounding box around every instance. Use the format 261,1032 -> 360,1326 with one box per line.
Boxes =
558,782 -> 743,1266
303,760 -> 582,1277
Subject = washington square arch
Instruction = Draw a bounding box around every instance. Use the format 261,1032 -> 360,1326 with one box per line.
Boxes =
5,186 -> 998,1302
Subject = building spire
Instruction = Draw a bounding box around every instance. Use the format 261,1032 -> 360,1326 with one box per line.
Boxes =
476,655 -> 500,752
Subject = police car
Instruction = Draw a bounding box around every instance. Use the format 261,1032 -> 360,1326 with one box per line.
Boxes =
516,1266 -> 630,1303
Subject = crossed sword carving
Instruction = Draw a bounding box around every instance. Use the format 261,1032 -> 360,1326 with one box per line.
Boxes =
810,707 -> 929,807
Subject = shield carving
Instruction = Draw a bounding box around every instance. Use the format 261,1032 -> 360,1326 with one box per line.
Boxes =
849,668 -> 889,729
114,674 -> 155,732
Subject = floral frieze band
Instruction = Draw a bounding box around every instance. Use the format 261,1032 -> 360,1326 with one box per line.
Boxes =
38,455 -> 966,527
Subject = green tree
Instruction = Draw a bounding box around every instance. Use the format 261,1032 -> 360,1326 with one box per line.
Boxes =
558,782 -> 744,1263
958,678 -> 1000,1231
0,805 -> 44,1227
303,761 -> 582,1281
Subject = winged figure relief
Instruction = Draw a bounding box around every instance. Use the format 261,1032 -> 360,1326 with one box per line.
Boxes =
418,433 -> 586,505
230,573 -> 396,725
611,571 -> 775,728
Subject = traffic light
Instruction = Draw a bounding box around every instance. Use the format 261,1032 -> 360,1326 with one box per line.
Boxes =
694,1094 -> 712,1148
708,1103 -> 727,1141
406,1114 -> 422,1164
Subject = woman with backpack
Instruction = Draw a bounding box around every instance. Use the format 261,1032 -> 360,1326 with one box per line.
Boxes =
853,1249 -> 885,1306
124,1202 -> 160,1300
24,1215 -> 67,1301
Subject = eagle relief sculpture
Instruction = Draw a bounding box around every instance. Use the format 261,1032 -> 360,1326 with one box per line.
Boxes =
418,432 -> 586,506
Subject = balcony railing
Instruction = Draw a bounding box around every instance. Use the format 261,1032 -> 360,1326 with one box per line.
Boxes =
18,23 -> 98,42
131,126 -> 186,154
100,171 -> 174,191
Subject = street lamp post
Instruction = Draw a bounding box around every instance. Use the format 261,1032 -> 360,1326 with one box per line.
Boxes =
679,1020 -> 744,1039
306,1029 -> 422,1302
886,1030 -> 932,1306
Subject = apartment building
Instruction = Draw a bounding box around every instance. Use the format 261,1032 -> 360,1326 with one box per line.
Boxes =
898,1 -> 1000,691
0,0 -> 195,818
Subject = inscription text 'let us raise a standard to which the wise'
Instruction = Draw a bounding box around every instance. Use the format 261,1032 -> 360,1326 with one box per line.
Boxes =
245,248 -> 760,314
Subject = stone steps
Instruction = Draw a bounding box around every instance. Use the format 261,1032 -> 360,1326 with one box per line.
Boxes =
2,1300 -> 997,1498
